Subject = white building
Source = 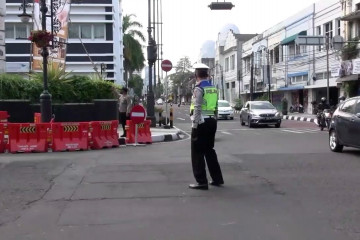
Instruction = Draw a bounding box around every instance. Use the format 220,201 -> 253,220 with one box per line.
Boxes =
0,0 -> 5,73
213,24 -> 256,104
5,0 -> 124,85
240,0 -> 355,113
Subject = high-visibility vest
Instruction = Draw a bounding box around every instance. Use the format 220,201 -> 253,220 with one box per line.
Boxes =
190,85 -> 218,116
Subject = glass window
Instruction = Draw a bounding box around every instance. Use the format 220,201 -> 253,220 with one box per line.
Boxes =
316,72 -> 324,80
15,24 -> 27,39
340,99 -> 356,113
218,101 -> 230,107
324,21 -> 333,39
5,23 -> 14,39
251,102 -> 275,109
355,100 -> 360,114
231,81 -> 235,88
230,55 -> 235,70
317,26 -> 322,51
94,24 -> 105,39
69,24 -> 79,39
226,82 -> 230,89
81,24 -> 92,39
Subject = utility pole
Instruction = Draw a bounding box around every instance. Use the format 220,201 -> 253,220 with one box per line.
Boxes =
267,50 -> 271,102
326,36 -> 330,105
250,53 -> 254,101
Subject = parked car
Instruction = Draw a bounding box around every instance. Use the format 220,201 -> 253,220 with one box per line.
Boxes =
156,98 -> 164,105
240,101 -> 281,128
329,96 -> 360,152
217,100 -> 234,120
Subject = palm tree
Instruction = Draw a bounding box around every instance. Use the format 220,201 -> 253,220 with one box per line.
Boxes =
123,14 -> 146,87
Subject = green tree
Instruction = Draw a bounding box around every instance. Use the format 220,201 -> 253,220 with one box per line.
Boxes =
169,57 -> 194,102
128,75 -> 144,97
123,14 -> 145,87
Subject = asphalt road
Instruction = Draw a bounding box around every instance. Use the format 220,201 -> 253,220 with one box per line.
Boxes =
0,105 -> 359,239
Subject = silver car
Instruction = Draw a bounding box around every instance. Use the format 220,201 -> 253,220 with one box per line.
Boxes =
240,101 -> 281,128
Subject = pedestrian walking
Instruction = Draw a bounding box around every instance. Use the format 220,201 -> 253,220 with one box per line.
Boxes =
119,87 -> 132,137
189,63 -> 224,190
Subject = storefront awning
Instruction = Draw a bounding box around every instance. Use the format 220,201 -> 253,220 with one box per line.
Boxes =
278,85 -> 304,91
341,10 -> 360,21
281,31 -> 307,45
336,74 -> 359,82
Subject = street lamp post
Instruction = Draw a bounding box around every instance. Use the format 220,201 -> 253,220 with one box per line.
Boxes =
19,0 -> 56,122
39,0 -> 52,123
147,0 -> 157,126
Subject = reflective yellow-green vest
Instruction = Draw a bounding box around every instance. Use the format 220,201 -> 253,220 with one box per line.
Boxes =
190,85 -> 218,116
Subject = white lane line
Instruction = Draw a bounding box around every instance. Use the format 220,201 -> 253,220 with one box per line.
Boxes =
177,118 -> 186,121
281,129 -> 305,134
221,131 -> 232,135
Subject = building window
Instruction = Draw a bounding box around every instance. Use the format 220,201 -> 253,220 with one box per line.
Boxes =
225,57 -> 229,72
324,21 -> 333,39
230,54 -> 235,70
317,26 -> 322,51
291,74 -> 308,83
316,72 -> 324,80
356,3 -> 360,11
231,81 -> 235,88
226,82 -> 230,89
69,23 -> 105,40
336,18 -> 341,36
5,23 -> 32,39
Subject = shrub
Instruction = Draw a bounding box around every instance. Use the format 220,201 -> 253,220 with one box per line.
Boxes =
0,73 -> 118,103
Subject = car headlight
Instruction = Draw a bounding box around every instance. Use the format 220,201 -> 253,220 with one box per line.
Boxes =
275,112 -> 280,117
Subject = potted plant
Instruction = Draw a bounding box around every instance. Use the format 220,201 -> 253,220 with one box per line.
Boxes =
28,30 -> 53,48
281,97 -> 288,115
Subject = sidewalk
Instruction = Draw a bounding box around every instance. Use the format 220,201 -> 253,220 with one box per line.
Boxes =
118,126 -> 182,144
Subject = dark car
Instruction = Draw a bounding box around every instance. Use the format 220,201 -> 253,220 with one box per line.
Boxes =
329,96 -> 360,152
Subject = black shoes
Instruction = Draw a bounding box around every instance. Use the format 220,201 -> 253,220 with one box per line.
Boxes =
209,181 -> 224,186
120,134 -> 126,138
188,183 -> 209,190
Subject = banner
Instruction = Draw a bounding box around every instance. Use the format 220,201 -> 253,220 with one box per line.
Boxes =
32,0 -> 71,71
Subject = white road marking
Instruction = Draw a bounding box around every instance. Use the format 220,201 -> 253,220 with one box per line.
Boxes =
177,118 -> 186,121
281,129 -> 306,134
221,131 -> 232,135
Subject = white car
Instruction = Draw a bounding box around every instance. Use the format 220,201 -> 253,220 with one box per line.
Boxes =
217,100 -> 234,120
156,98 -> 164,105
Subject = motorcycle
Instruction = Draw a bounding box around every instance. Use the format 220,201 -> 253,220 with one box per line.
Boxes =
289,104 -> 304,113
317,109 -> 332,131
323,109 -> 332,129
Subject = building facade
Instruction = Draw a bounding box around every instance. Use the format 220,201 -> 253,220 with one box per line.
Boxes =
5,0 -> 124,85
239,0 -> 359,113
213,24 -> 257,105
0,0 -> 5,73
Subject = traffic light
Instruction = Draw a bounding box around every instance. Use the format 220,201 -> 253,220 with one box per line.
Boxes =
147,38 -> 157,63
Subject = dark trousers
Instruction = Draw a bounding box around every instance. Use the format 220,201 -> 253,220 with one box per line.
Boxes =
191,118 -> 224,184
119,112 -> 129,135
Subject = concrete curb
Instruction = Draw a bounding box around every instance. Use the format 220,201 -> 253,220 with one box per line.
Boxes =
282,115 -> 316,123
118,131 -> 181,145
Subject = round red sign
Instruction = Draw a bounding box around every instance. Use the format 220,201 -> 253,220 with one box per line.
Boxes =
130,105 -> 146,124
161,59 -> 172,72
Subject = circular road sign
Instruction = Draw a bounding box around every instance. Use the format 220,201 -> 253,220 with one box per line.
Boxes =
130,105 -> 146,124
161,59 -> 173,72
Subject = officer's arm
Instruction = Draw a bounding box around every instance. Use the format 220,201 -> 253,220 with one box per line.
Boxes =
192,87 -> 203,128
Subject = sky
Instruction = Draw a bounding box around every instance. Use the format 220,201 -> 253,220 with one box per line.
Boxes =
122,0 -> 318,69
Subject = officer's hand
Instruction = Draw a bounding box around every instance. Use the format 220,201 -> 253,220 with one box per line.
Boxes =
191,128 -> 198,141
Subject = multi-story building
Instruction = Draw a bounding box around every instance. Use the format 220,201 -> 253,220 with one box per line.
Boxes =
240,0 -> 353,113
0,0 -> 5,73
5,0 -> 124,85
338,0 -> 360,97
213,24 -> 256,104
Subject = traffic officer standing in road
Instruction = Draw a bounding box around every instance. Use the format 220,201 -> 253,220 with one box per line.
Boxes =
189,63 -> 224,190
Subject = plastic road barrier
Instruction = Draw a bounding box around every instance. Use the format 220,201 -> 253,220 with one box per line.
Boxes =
34,113 -> 41,123
90,120 -> 119,149
126,120 -> 152,144
8,123 -> 50,153
51,122 -> 89,151
0,124 -> 7,153
0,111 -> 9,123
